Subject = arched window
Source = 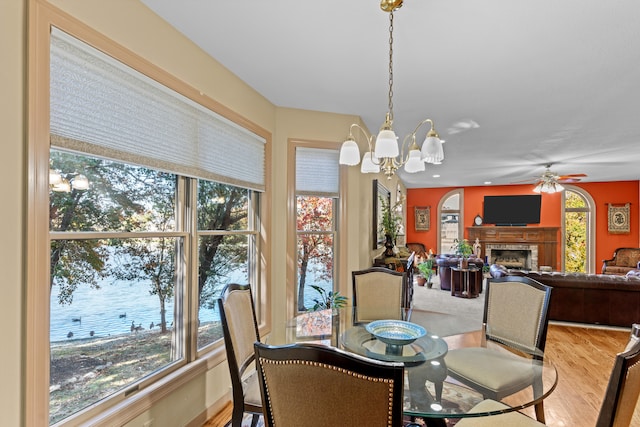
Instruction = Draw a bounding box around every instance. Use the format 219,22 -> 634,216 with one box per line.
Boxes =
563,187 -> 595,273
438,190 -> 464,254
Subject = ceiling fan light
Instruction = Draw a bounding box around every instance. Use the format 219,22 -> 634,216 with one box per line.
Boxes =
375,130 -> 399,158
533,183 -> 543,193
339,139 -> 361,165
404,149 -> 425,173
421,136 -> 444,163
361,152 -> 381,173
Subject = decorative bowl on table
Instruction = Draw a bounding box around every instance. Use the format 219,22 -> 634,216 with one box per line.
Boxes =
365,320 -> 427,346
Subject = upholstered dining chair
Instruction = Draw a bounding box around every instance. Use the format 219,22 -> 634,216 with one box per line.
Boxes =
444,276 -> 552,423
352,267 -> 408,324
254,342 -> 406,427
217,284 -> 262,427
455,323 -> 640,427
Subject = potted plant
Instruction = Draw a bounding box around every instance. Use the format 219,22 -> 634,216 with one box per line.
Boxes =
310,285 -> 348,312
416,258 -> 435,288
452,238 -> 473,268
379,196 -> 402,257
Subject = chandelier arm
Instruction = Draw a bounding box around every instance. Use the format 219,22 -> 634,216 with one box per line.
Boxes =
408,118 -> 435,137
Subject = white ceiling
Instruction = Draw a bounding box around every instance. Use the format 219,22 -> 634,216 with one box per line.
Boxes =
141,0 -> 640,189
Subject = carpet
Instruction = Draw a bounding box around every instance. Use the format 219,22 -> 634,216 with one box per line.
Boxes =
410,276 -> 484,337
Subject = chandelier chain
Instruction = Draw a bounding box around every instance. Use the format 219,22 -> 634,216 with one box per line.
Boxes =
387,11 -> 394,121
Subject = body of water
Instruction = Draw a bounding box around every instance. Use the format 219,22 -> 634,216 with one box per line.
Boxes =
51,276 -> 331,342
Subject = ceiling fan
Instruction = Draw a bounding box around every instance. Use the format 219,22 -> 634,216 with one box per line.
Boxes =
532,164 -> 587,193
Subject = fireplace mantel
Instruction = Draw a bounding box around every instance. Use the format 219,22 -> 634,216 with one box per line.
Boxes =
467,226 -> 559,270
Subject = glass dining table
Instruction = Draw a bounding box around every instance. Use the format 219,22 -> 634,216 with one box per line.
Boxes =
284,307 -> 557,427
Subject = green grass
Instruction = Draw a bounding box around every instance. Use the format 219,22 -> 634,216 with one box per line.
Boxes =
49,322 -> 222,424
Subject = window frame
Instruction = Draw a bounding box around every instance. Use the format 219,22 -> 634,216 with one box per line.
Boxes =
561,186 -> 596,274
27,2 -> 271,425
437,189 -> 464,254
286,139 -> 346,322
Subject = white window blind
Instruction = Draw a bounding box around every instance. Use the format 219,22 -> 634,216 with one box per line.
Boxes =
295,147 -> 339,197
50,28 -> 265,191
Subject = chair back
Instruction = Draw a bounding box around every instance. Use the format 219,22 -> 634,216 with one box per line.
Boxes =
484,276 -> 552,354
254,342 -> 404,427
217,284 -> 261,415
596,324 -> 640,427
352,267 -> 406,323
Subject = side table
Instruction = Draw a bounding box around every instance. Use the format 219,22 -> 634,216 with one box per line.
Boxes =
450,266 -> 480,298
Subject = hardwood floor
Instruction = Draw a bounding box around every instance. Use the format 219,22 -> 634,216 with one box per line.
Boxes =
202,323 -> 639,427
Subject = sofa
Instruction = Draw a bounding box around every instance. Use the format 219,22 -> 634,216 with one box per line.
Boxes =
602,247 -> 640,275
436,255 -> 484,293
490,264 -> 640,327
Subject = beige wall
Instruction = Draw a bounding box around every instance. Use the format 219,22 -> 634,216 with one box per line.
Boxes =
7,0 -> 391,425
1,0 -> 25,425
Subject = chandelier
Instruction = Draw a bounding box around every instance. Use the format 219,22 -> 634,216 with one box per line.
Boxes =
339,0 -> 444,179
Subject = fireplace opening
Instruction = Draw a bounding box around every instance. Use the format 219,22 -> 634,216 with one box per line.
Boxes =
491,249 -> 532,270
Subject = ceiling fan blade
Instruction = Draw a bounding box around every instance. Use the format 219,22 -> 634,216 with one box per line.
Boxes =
557,177 -> 584,183
558,173 -> 587,179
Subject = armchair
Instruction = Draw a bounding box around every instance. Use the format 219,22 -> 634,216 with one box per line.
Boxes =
456,323 -> 640,426
254,342 -> 405,427
445,276 -> 552,423
217,284 -> 263,427
352,267 -> 408,323
602,247 -> 640,275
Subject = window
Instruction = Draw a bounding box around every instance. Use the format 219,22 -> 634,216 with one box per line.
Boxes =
439,191 -> 463,254
49,150 -> 184,423
294,146 -> 339,313
563,188 -> 594,273
33,23 -> 267,426
196,180 -> 259,349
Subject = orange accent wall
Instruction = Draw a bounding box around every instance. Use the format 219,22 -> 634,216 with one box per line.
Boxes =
406,181 -> 639,271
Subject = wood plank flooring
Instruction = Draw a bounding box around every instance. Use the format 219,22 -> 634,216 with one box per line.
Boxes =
202,323 -> 639,427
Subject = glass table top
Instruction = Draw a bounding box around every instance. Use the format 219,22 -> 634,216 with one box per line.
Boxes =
284,307 -> 557,422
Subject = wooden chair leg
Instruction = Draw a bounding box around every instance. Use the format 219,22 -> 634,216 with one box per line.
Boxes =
250,414 -> 260,427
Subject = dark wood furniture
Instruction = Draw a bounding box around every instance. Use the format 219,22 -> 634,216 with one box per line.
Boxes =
450,266 -> 481,298
254,342 -> 406,427
372,252 -> 415,308
446,275 -> 553,423
468,226 -> 559,271
217,284 -> 262,427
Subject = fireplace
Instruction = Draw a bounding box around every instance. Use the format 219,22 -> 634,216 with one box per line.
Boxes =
486,244 -> 538,271
467,226 -> 558,271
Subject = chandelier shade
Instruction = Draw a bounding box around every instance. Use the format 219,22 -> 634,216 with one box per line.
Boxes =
337,0 -> 444,179
361,152 -> 381,173
374,130 -> 400,158
338,139 -> 361,165
421,135 -> 444,163
404,148 -> 425,173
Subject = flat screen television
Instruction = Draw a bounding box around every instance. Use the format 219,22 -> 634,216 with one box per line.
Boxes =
483,195 -> 541,225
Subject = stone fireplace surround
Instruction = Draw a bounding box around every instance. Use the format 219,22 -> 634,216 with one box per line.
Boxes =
468,226 -> 559,271
486,244 -> 538,271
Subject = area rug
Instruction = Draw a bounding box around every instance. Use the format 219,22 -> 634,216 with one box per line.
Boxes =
410,276 -> 484,337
